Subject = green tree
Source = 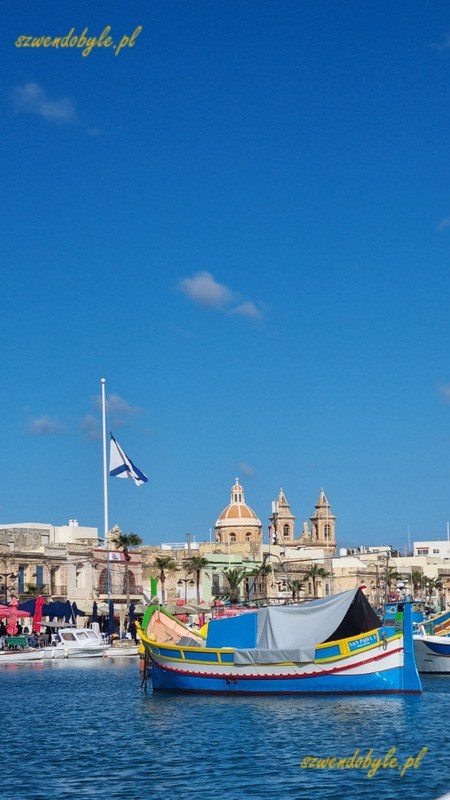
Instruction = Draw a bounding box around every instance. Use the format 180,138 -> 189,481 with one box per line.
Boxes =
290,578 -> 305,602
184,555 -> 209,604
248,563 -> 272,600
423,576 -> 444,603
410,569 -> 424,597
303,564 -> 329,597
384,567 -> 399,597
222,567 -> 248,603
111,530 -> 143,606
155,555 -> 177,605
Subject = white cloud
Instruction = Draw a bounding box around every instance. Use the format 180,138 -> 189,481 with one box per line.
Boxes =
27,416 -> 67,435
239,462 -> 257,478
13,82 -> 76,123
231,301 -> 264,320
179,271 -> 265,321
94,393 -> 141,415
179,271 -> 234,309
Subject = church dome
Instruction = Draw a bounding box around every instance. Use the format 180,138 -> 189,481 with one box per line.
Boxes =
215,478 -> 261,528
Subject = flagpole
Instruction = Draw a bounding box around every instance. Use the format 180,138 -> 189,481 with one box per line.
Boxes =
101,378 -> 111,602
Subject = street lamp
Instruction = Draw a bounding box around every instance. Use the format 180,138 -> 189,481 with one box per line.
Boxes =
1,571 -> 18,604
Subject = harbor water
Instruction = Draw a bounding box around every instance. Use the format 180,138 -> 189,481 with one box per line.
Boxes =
1,660 -> 449,800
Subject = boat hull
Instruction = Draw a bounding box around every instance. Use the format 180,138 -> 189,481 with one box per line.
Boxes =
43,646 -> 107,659
148,635 -> 419,695
104,646 -> 139,658
414,635 -> 450,674
0,649 -> 44,664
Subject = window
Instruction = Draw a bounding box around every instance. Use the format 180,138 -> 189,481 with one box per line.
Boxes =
433,549 -> 439,554
229,533 -> 236,543
36,565 -> 44,590
283,525 -> 290,539
217,533 -> 222,542
417,549 -> 428,556
324,524 -> 331,541
18,566 -> 25,594
246,532 -> 252,541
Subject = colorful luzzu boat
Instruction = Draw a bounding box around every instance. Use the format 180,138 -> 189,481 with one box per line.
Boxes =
139,589 -> 422,695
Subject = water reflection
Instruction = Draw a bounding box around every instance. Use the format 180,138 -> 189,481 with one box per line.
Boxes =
0,663 -> 448,800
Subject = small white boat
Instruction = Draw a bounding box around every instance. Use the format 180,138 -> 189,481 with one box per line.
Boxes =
43,627 -> 108,659
0,648 -> 44,665
103,642 -> 139,658
413,632 -> 450,674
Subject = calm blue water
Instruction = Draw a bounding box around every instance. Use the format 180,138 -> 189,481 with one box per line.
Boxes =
0,661 -> 448,800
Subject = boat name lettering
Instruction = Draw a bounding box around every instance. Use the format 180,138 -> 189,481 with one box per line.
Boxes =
348,634 -> 377,651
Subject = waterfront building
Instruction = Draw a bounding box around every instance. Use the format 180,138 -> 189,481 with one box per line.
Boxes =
414,540 -> 450,559
0,520 -> 143,611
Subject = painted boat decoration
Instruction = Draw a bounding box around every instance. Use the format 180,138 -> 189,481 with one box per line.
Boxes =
139,589 -> 422,695
139,604 -> 206,647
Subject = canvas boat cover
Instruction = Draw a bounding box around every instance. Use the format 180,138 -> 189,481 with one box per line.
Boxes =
232,588 -> 380,665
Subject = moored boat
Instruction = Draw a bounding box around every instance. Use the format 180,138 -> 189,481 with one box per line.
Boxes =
139,589 -> 422,695
42,627 -> 108,659
0,648 -> 44,665
103,641 -> 139,658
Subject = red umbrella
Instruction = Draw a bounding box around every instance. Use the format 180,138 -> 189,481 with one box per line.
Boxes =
6,597 -> 19,635
0,605 -> 30,618
32,596 -> 45,633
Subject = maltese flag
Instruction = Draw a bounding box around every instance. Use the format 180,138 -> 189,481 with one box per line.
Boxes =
109,433 -> 148,486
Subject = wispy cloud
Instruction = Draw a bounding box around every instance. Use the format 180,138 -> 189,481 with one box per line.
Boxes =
231,301 -> 264,320
27,415 -> 67,435
94,393 -> 142,415
83,393 -> 142,439
178,271 -> 264,321
438,384 -> 450,402
81,414 -> 101,441
438,217 -> 450,231
179,271 -> 234,309
13,82 -> 77,123
238,462 -> 257,478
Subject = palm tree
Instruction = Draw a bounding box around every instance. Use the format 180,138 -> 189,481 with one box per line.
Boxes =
248,563 -> 272,600
385,567 -> 399,594
184,555 -> 209,603
303,564 -> 328,598
111,530 -> 143,606
410,569 -> 424,597
154,555 -> 177,605
290,579 -> 305,602
423,576 -> 444,605
222,567 -> 247,603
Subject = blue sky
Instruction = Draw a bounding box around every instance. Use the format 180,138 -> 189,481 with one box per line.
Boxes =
3,1 -> 450,549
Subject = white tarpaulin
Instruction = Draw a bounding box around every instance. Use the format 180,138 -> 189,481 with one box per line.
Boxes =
234,588 -> 359,665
